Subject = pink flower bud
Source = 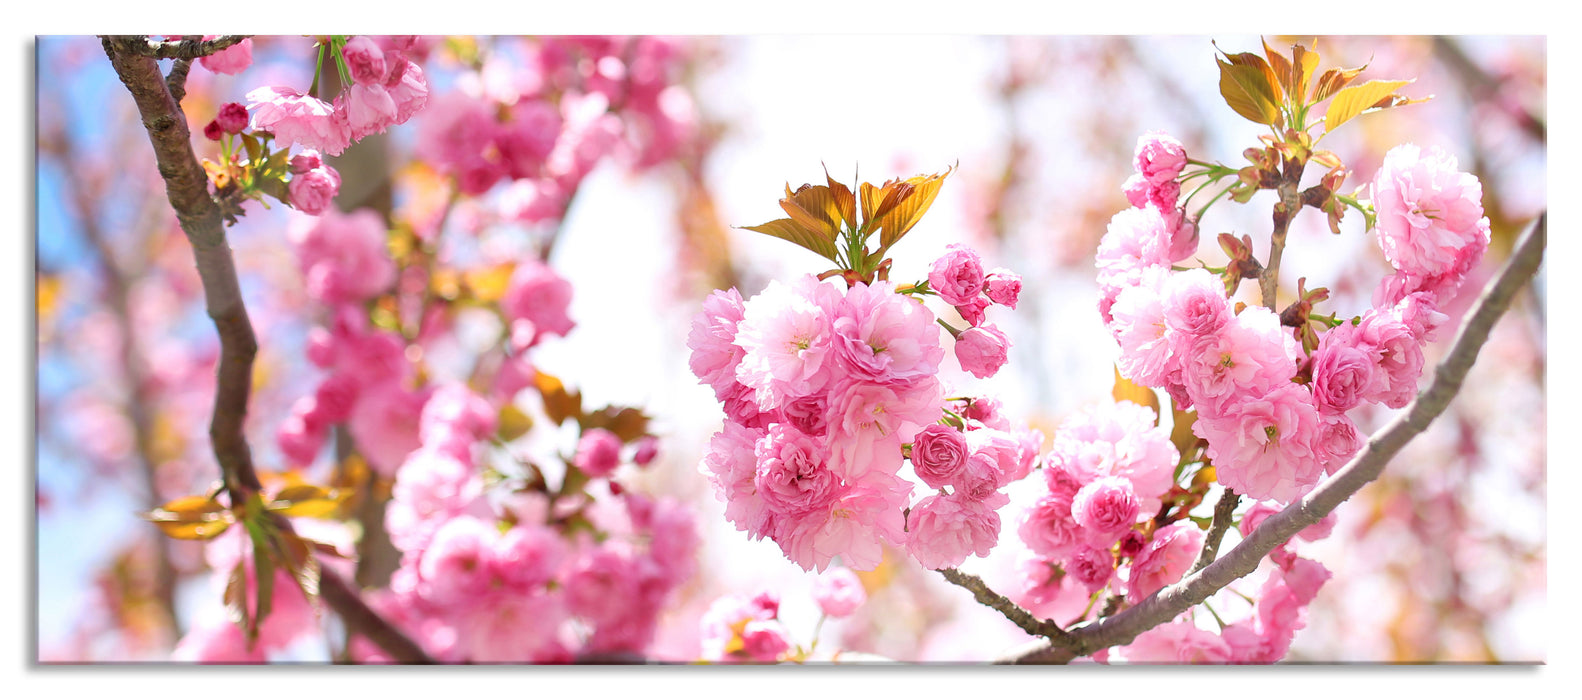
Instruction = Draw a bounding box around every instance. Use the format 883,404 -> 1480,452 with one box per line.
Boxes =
910,423 -> 969,490
984,268 -> 1022,309
928,244 -> 985,307
203,120 -> 224,141
573,428 -> 623,478
216,102 -> 249,135
811,567 -> 866,618
632,435 -> 659,466
198,36 -> 253,75
954,323 -> 1011,379
289,150 -> 325,175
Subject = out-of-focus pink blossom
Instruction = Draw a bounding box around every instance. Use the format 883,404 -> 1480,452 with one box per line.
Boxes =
501,259 -> 575,344
574,428 -> 624,478
288,208 -> 394,304
1117,618 -> 1231,664
198,36 -> 252,75
287,162 -> 341,216
812,567 -> 867,618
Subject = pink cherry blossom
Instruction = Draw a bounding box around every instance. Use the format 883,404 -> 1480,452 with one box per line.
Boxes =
905,491 -> 1009,570
501,259 -> 575,344
1309,322 -> 1383,414
754,423 -> 844,516
1019,491 -> 1084,560
928,244 -> 986,307
1117,618 -> 1231,664
574,428 -> 624,478
954,323 -> 1011,379
733,276 -> 839,407
812,567 -> 867,618
1127,523 -> 1203,603
1371,144 -> 1492,279
910,423 -> 969,490
1162,267 -> 1230,340
984,268 -> 1022,309
1071,476 -> 1141,546
197,36 -> 252,75
830,280 -> 944,384
246,86 -> 350,156
1178,306 -> 1299,418
1134,131 -> 1187,186
342,36 -> 387,85
287,161 -> 341,216
1067,546 -> 1117,593
1194,383 -> 1323,504
1109,269 -> 1173,386
1354,309 -> 1427,409
687,287 -> 747,399
699,421 -> 773,537
287,208 -> 395,305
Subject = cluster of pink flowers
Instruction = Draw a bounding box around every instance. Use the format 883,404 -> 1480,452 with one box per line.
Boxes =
1014,401 -> 1190,604
690,248 -> 1036,573
246,36 -> 429,159
699,566 -> 869,663
352,487 -> 696,663
416,36 -> 695,213
929,244 -> 1019,378
1097,134 -> 1487,505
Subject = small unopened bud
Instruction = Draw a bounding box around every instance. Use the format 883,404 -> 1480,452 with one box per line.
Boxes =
215,102 -> 249,134
203,120 -> 224,141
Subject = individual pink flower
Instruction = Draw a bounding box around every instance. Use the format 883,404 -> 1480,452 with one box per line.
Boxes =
954,323 -> 1011,379
416,515 -> 499,606
812,567 -> 867,618
341,82 -> 398,142
733,276 -> 839,408
687,287 -> 747,399
928,244 -> 986,307
1134,131 -> 1188,186
965,427 -> 1027,487
419,383 -> 496,459
1096,206 -> 1172,285
1354,309 -> 1427,409
288,161 -> 342,216
1067,546 -> 1116,593
905,491 -> 1009,570
383,56 -> 430,125
825,375 -> 941,448
197,36 -> 253,75
246,86 -> 351,156
984,268 -> 1022,309
1309,323 -> 1383,414
1238,500 -> 1338,546
1163,207 -> 1200,263
1046,401 -> 1178,507
1019,491 -> 1084,560
754,423 -> 843,516
1109,270 -> 1173,386
1178,306 -> 1299,418
1371,144 -> 1492,279
1071,476 -> 1141,546
342,35 -> 387,85
1162,267 -> 1229,340
1194,383 -> 1323,504
1117,618 -> 1231,664
574,428 -> 624,478
492,523 -> 567,590
348,382 -> 429,477
831,280 -> 944,383
910,423 -> 969,490
452,590 -> 566,663
1313,413 -> 1363,474
778,473 -> 910,572
501,259 -> 575,343
699,421 -> 773,537
699,593 -> 786,663
1122,173 -> 1151,208
1127,523 -> 1203,603
288,208 -> 395,304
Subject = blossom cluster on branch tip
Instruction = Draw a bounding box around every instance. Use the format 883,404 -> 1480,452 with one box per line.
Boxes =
691,216 -> 1038,573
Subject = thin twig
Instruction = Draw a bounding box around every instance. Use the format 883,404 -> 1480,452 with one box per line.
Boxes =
165,58 -> 193,104
938,568 -> 1075,645
1189,488 -> 1239,575
996,212 -> 1545,664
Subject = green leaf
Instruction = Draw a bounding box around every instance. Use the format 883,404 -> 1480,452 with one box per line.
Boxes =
739,218 -> 840,262
1323,79 -> 1412,133
1217,58 -> 1282,126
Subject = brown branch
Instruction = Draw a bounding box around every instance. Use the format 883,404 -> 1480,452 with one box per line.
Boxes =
101,35 -> 432,664
114,34 -> 250,60
1188,488 -> 1239,575
997,212 -> 1545,664
1257,159 -> 1305,308
938,568 -> 1075,645
165,58 -> 193,105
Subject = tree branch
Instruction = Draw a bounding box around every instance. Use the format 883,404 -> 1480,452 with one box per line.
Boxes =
1188,488 -> 1239,575
997,212 -> 1545,664
938,568 -> 1075,645
101,35 -> 432,664
114,34 -> 250,60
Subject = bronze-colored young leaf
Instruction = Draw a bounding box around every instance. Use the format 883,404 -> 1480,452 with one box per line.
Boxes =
278,530 -> 322,602
1310,64 -> 1367,105
1324,79 -> 1413,133
224,562 -> 249,628
1261,38 -> 1294,99
780,183 -> 845,241
533,370 -> 583,426
823,165 -> 858,231
142,495 -> 233,540
497,403 -> 534,442
873,168 -> 951,252
582,405 -> 651,443
1290,42 -> 1320,108
267,483 -> 343,519
1217,58 -> 1282,126
1111,365 -> 1160,420
739,217 -> 840,262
